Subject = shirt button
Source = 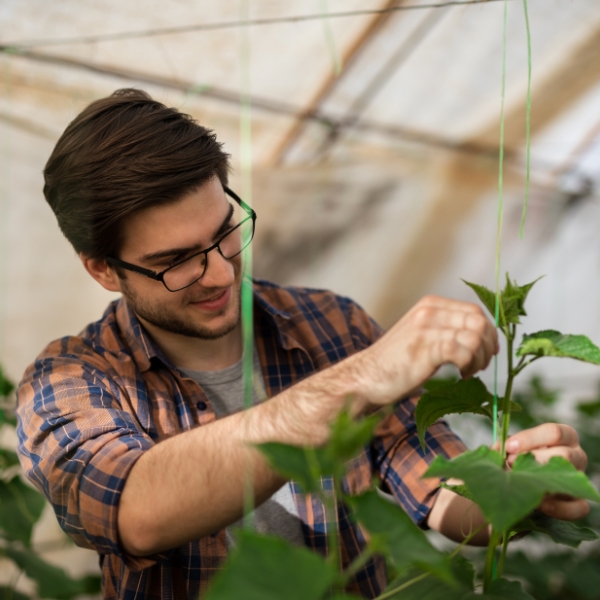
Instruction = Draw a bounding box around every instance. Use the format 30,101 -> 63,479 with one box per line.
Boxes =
196,400 -> 207,411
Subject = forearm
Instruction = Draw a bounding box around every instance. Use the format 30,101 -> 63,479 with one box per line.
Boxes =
118,352 -> 369,556
426,485 -> 490,546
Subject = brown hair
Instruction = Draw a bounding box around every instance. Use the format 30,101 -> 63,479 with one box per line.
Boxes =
43,88 -> 230,260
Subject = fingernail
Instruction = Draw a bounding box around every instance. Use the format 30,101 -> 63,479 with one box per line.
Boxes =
506,440 -> 519,452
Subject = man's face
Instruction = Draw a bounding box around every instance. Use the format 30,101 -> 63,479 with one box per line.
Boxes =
116,177 -> 243,341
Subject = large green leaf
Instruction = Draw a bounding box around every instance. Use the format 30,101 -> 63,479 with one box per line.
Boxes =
416,378 -> 518,451
256,443 -> 336,493
381,556 -> 474,599
464,578 -> 536,599
205,530 -> 335,600
0,448 -> 20,470
0,366 -> 14,398
4,547 -> 101,600
517,330 -> 600,364
511,511 -> 598,548
257,410 -> 380,492
0,477 -> 46,545
0,587 -> 29,600
347,490 -> 453,583
463,275 -> 541,327
425,446 -> 600,532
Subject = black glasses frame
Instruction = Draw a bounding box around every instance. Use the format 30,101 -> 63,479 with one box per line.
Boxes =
106,187 -> 256,292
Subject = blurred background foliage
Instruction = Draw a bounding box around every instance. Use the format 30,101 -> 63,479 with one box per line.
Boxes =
0,366 -> 101,600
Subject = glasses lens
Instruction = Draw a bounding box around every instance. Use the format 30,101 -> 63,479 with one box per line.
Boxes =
163,253 -> 207,291
219,217 -> 254,259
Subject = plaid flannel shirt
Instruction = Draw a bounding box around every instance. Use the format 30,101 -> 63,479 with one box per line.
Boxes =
16,279 -> 466,599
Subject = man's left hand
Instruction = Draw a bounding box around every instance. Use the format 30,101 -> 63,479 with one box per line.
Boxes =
504,423 -> 589,521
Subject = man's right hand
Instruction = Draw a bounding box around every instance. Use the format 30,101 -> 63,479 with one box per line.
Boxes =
353,295 -> 499,407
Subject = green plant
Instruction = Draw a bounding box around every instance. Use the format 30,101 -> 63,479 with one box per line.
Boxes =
491,376 -> 600,599
0,365 -> 101,600
204,275 -> 600,600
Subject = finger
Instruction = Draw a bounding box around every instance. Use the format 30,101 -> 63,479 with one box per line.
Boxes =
539,497 -> 590,521
426,329 -> 485,376
412,295 -> 486,314
506,445 -> 588,471
454,330 -> 494,378
505,423 -> 580,455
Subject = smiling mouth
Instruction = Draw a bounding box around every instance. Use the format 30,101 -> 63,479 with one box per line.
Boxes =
189,288 -> 231,310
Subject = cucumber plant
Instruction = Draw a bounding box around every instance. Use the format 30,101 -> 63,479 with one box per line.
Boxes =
205,276 -> 600,600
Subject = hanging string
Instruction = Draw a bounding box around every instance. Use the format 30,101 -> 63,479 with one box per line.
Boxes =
519,0 -> 532,238
492,0 -> 509,447
319,0 -> 342,76
239,0 -> 255,531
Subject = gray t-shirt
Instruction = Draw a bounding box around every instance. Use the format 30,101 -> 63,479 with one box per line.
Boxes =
179,352 -> 305,548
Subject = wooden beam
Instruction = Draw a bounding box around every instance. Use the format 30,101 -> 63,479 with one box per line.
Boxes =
266,0 -> 405,167
373,22 -> 600,328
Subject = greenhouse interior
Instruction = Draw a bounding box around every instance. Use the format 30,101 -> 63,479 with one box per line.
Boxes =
1,0 -> 600,599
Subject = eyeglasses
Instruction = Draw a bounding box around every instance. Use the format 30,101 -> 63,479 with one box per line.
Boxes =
106,187 -> 256,292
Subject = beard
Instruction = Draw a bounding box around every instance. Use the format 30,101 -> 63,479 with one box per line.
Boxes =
120,280 -> 241,340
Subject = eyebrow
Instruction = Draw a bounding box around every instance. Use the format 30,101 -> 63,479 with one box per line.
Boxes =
139,203 -> 235,264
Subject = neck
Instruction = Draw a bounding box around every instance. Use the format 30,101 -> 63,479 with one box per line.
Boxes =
139,318 -> 243,372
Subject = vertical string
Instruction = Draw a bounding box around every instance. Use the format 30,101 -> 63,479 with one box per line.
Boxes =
239,0 -> 255,530
519,0 -> 532,238
492,0 -> 509,449
319,0 -> 342,75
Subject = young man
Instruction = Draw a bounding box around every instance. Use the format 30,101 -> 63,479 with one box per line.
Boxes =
16,89 -> 588,600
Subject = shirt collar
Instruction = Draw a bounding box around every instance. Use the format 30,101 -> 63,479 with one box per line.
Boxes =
114,281 -> 302,373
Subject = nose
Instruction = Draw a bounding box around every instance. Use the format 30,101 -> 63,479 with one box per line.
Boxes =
197,247 -> 236,289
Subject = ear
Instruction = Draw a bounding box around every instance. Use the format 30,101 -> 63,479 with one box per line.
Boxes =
80,254 -> 122,293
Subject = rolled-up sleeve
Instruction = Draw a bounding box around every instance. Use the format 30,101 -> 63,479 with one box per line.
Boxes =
16,353 -> 159,567
372,396 -> 467,526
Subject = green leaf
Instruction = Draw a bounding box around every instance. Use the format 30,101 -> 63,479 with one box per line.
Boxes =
327,410 -> 381,463
0,365 -> 14,398
439,482 -> 475,502
425,446 -> 600,532
462,281 -> 497,318
0,587 -> 30,600
512,510 -> 599,548
257,410 -> 380,492
417,378 -> 506,451
0,448 -> 20,470
463,275 -> 541,327
517,330 -> 600,364
257,443 -> 337,493
464,578 -> 536,599
0,477 -> 46,545
500,275 -> 542,325
382,556 -> 474,599
4,547 -> 101,599
205,530 -> 335,600
347,490 -> 453,583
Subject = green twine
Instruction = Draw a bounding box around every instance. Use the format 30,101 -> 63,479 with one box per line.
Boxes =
319,0 -> 342,75
519,0 -> 532,238
492,0 -> 509,448
239,0 -> 255,531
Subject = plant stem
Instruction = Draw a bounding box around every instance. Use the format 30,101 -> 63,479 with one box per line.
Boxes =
449,522 -> 488,559
375,572 -> 430,600
498,532 -> 510,577
500,331 -> 515,458
483,528 -> 501,592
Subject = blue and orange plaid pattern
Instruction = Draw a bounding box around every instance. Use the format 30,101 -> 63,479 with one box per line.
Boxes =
16,279 -> 466,599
